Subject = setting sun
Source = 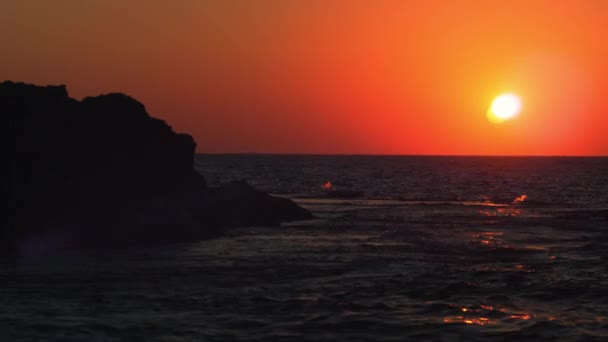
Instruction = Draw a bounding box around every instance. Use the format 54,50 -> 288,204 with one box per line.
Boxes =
487,94 -> 522,124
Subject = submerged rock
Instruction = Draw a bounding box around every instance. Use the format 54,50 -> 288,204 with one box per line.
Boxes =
326,189 -> 365,199
1,81 -> 311,256
204,180 -> 312,226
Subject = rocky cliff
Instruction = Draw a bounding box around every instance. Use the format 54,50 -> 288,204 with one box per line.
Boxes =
1,81 -> 311,257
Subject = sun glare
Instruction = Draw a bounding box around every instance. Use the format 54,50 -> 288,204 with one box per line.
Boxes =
487,93 -> 522,124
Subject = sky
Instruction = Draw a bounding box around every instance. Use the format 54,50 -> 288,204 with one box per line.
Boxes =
2,0 -> 608,155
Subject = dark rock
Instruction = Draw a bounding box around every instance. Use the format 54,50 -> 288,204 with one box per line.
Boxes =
1,81 -> 311,256
326,189 -> 365,199
204,180 -> 312,226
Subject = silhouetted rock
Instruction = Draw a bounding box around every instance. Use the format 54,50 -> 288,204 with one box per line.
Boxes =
1,81 -> 311,257
204,180 -> 313,226
326,189 -> 365,199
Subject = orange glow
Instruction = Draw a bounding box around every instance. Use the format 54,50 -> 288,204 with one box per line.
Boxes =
480,207 -> 522,217
444,316 -> 493,326
322,181 -> 333,190
445,305 -> 532,325
1,1 -> 607,155
514,194 -> 528,204
474,231 -> 504,245
446,305 -> 531,326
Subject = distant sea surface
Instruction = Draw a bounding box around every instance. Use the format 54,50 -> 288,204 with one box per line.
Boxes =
2,155 -> 608,341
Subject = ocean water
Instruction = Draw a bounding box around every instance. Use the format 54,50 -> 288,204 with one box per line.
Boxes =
2,155 -> 608,341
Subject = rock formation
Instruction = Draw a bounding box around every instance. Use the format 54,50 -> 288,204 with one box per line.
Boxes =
1,81 -> 311,257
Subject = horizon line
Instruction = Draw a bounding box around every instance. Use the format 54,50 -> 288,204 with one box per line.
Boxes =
196,152 -> 608,158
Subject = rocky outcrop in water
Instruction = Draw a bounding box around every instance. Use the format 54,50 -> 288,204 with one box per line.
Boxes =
1,81 -> 311,257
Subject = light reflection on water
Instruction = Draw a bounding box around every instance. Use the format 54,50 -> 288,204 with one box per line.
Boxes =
3,198 -> 607,341
479,207 -> 522,217
443,305 -> 532,326
472,231 -> 504,248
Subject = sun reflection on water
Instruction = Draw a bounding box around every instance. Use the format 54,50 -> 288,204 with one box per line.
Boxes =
508,314 -> 531,320
443,316 -> 493,325
443,305 -> 533,326
477,194 -> 528,217
479,207 -> 522,217
472,231 -> 504,247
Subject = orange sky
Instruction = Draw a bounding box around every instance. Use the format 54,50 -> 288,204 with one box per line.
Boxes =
2,0 -> 608,155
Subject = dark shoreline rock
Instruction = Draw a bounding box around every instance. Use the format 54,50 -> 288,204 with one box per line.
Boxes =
2,81 -> 312,257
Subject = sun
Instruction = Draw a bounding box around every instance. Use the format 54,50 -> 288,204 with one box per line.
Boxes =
487,93 -> 522,124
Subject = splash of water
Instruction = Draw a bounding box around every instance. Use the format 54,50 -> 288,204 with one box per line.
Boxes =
514,194 -> 528,204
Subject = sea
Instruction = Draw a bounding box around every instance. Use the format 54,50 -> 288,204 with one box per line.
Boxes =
2,155 -> 608,341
